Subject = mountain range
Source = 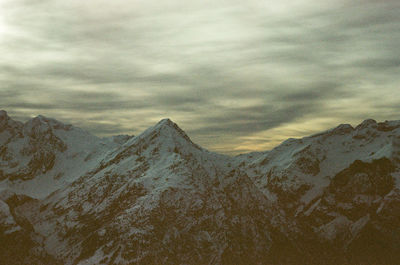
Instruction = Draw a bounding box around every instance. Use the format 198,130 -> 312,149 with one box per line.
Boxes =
0,110 -> 399,265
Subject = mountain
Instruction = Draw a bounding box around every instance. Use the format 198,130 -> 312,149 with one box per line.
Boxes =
0,110 -> 399,265
236,119 -> 400,264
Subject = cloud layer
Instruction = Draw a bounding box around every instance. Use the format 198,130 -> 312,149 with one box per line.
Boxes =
1,0 -> 400,154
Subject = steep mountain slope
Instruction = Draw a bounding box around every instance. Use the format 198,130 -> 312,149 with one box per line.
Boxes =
0,111 -> 399,264
15,119 -> 278,265
237,119 -> 400,205
236,119 -> 400,264
0,190 -> 57,265
0,111 -> 132,198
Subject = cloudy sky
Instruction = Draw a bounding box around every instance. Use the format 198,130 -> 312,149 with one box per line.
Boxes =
1,0 -> 399,154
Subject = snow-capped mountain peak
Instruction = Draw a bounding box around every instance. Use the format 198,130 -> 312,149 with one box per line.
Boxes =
143,118 -> 196,144
121,118 -> 202,157
23,115 -> 72,136
1,112 -> 400,265
355,118 -> 377,130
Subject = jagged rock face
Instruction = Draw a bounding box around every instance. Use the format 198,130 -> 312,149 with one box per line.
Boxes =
0,114 -> 68,181
22,116 -> 68,154
18,116 -> 69,178
239,119 -> 400,203
33,121 -> 276,264
0,192 -> 57,265
0,111 -> 23,135
330,158 -> 395,198
0,112 -> 400,264
290,158 -> 400,264
225,119 -> 400,264
0,113 -> 126,196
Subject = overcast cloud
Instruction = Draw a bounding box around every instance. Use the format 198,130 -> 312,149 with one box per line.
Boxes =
1,0 -> 399,154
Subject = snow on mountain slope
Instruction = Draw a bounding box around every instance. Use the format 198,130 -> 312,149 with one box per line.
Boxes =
236,119 -> 400,206
0,111 -> 130,198
0,111 -> 399,265
28,118 -> 276,264
291,157 -> 400,264
234,119 -> 400,264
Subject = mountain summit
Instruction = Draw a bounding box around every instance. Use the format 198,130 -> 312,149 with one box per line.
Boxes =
0,111 -> 399,265
130,118 -> 202,151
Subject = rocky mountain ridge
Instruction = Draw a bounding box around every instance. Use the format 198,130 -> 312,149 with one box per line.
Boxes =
0,110 -> 399,264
